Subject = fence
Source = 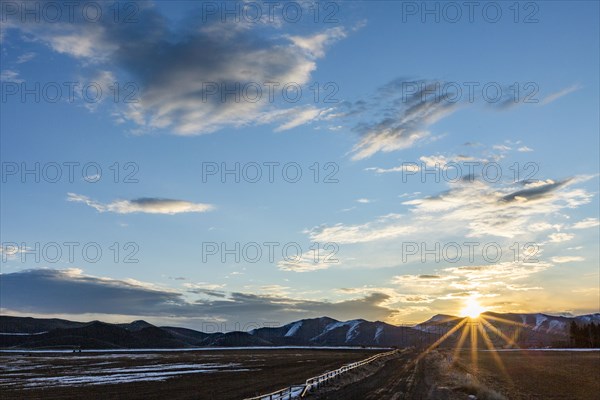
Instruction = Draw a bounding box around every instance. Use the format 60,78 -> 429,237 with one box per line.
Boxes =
244,349 -> 399,400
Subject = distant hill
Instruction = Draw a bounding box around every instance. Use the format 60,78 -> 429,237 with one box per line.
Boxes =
0,316 -> 86,333
1,312 -> 598,350
415,312 -> 600,348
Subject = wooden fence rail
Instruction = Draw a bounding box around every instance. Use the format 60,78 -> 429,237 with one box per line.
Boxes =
244,349 -> 398,400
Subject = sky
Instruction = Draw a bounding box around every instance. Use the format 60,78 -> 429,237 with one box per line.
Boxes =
0,0 -> 599,331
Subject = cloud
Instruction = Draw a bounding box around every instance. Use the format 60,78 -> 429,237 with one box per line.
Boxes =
547,232 -> 574,243
322,78 -> 535,160
365,164 -> 420,174
277,250 -> 339,272
0,244 -> 32,261
551,256 -> 584,263
287,27 -> 347,58
308,213 -> 414,244
16,52 -> 36,63
266,106 -> 331,132
572,218 -> 600,229
3,2 -> 346,135
347,82 -> 460,160
517,146 -> 533,152
392,261 -> 551,300
1,268 -> 400,326
392,274 -> 458,290
67,193 -> 213,215
0,268 -> 184,315
388,261 -> 552,312
540,84 -> 582,106
337,286 -> 435,306
0,69 -> 23,83
317,77 -> 553,160
309,173 -> 592,244
501,179 -> 569,202
443,262 -> 551,285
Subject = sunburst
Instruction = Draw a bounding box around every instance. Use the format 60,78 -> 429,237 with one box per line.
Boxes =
460,297 -> 486,319
412,299 -> 523,385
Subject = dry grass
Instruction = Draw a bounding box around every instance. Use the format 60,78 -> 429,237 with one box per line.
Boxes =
450,350 -> 600,400
0,349 -> 382,400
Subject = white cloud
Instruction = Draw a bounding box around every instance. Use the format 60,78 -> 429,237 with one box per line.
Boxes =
0,69 -> 22,83
572,218 -> 600,229
365,164 -> 420,174
548,232 -> 574,243
278,249 -> 340,272
517,146 -> 534,152
288,27 -> 347,58
16,52 -> 36,63
308,213 -> 413,244
551,256 -> 584,263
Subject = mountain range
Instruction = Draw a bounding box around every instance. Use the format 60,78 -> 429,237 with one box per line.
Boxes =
1,312 -> 598,350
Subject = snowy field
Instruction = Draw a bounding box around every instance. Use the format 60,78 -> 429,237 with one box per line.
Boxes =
0,348 -> 381,399
0,354 -> 250,389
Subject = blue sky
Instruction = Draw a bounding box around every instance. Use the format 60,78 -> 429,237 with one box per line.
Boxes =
1,1 -> 598,329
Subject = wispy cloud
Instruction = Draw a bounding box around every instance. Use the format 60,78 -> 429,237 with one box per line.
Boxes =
551,256 -> 584,263
67,193 -> 213,215
572,218 -> 600,229
548,232 -> 574,243
16,52 -> 36,64
540,84 -> 582,106
308,175 -> 592,244
0,69 -> 23,83
347,81 -> 460,160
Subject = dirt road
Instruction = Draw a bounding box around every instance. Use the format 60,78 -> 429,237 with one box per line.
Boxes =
311,349 -> 435,400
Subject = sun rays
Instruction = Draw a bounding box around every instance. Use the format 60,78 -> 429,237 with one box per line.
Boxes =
460,298 -> 486,319
414,299 -> 525,382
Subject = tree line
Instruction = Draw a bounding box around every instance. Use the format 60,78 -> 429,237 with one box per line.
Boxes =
569,321 -> 600,348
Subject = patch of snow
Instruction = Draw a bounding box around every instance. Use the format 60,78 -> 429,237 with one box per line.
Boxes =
0,346 -> 388,354
284,321 -> 303,337
548,320 -> 565,333
0,332 -> 47,336
87,363 -> 240,374
19,368 -> 252,388
311,320 -> 363,343
345,320 -> 362,342
534,314 -> 547,331
374,325 -> 384,343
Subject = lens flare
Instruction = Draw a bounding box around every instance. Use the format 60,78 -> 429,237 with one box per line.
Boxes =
460,298 -> 485,318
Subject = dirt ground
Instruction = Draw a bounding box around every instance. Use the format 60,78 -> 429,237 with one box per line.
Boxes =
0,348 -> 381,400
311,349 -> 600,400
3,348 -> 598,399
452,349 -> 600,400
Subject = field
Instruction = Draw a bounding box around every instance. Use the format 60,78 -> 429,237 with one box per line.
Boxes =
0,348 -> 381,400
452,349 -> 600,400
2,348 -> 599,399
314,349 -> 600,400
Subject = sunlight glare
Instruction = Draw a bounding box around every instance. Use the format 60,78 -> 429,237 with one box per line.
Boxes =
460,298 -> 486,318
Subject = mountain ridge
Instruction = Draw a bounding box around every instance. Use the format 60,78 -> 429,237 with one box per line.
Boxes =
1,312 -> 598,350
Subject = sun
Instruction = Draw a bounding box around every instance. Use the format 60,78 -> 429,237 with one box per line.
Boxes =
460,298 -> 486,319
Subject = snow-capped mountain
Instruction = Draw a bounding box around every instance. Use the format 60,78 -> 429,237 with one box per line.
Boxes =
250,317 -> 438,347
415,312 -> 600,347
1,312 -> 598,349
